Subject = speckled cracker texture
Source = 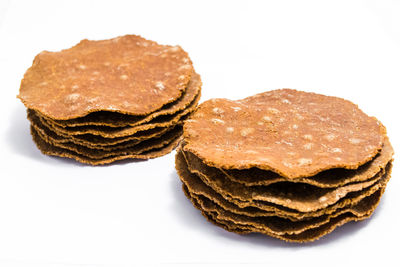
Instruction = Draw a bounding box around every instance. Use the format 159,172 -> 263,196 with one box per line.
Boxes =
19,35 -> 201,164
183,89 -> 386,179
48,72 -> 202,128
175,89 -> 394,243
18,35 -> 193,120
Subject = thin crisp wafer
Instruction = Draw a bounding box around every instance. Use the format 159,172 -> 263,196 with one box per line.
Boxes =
18,35 -> 193,119
39,90 -> 200,138
198,199 -> 379,242
182,149 -> 386,212
49,72 -> 202,128
33,123 -> 183,159
183,90 -> 386,179
220,137 -> 393,187
31,126 -> 183,165
185,183 -> 384,236
176,149 -> 392,220
176,89 -> 393,242
28,110 -> 170,148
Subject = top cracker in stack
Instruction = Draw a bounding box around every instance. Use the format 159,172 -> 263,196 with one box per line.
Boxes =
18,35 -> 201,165
176,89 -> 393,242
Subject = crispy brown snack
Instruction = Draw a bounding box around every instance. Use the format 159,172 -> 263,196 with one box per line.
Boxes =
195,191 -> 383,243
38,87 -> 200,138
181,185 -> 251,235
31,126 -> 183,165
220,137 -> 393,187
176,149 -> 392,221
18,35 -> 193,119
182,149 -> 388,213
184,183 -> 384,236
28,110 -> 168,150
183,89 -> 386,179
176,90 -> 393,242
33,123 -> 183,159
47,72 -> 202,128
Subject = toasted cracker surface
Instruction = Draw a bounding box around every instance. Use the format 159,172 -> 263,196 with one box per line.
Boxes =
183,89 -> 386,179
18,35 -> 193,119
48,72 -> 202,127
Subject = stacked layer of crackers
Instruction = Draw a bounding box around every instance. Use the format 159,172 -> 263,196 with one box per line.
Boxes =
18,35 -> 201,165
176,89 -> 393,242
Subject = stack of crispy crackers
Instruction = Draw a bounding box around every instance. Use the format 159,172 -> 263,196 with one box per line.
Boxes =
176,89 -> 393,242
18,35 -> 201,165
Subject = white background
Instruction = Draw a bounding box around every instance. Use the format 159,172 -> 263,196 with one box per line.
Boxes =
0,0 -> 399,266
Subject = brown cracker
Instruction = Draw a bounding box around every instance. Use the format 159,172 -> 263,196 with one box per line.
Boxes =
33,123 -> 182,159
182,184 -> 384,242
182,149 -> 386,213
175,149 -> 392,220
198,201 -> 378,242
185,183 -> 383,236
221,137 -> 393,187
18,35 -> 193,119
183,89 -> 386,179
30,111 -> 141,151
39,89 -> 200,138
182,185 -> 251,235
28,110 -> 172,149
49,72 -> 202,128
31,126 -> 182,165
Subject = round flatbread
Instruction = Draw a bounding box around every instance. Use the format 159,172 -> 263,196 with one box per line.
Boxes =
18,35 -> 193,119
183,89 -> 386,179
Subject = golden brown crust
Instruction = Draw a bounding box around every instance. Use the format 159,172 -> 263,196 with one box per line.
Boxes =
18,35 -> 193,119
